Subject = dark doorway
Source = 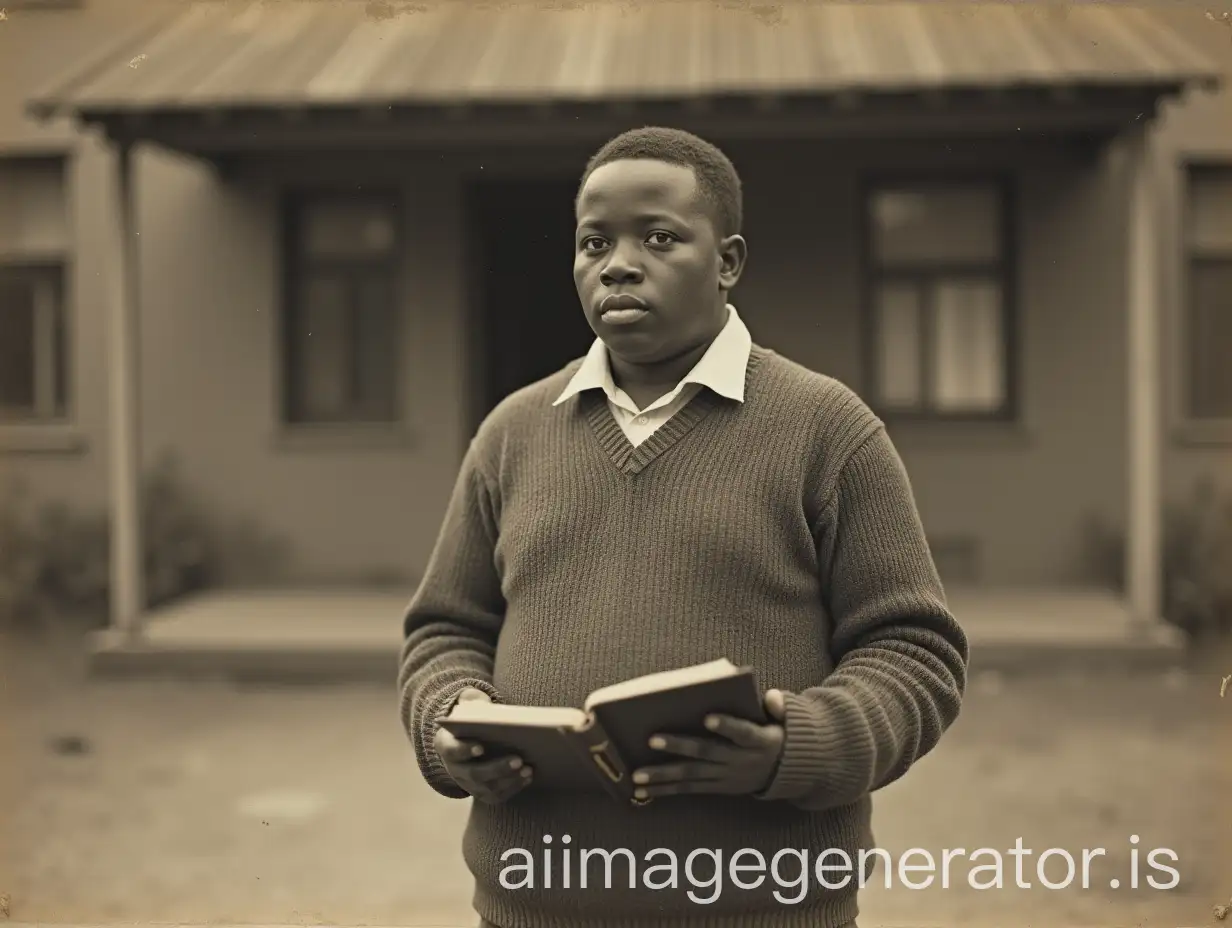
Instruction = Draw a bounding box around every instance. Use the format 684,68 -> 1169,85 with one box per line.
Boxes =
466,178 -> 595,431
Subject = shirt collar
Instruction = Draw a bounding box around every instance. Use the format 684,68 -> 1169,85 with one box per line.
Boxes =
553,304 -> 752,407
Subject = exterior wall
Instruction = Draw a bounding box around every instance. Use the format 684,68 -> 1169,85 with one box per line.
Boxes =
133,151 -> 473,584
0,0 -> 170,512
728,138 -> 1129,587
8,143 -> 477,585
2,1 -> 1228,592
3,135 -> 1135,588
1150,13 -> 1232,499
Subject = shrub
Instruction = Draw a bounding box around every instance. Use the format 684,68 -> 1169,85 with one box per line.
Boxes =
1082,476 -> 1232,643
0,451 -> 289,632
0,482 -> 109,629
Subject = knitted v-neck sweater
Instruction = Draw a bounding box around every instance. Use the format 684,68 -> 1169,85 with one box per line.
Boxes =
398,345 -> 968,928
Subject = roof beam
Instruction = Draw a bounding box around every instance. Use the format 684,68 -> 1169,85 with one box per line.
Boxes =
89,89 -> 1167,155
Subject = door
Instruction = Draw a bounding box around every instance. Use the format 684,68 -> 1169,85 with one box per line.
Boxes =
468,178 -> 595,428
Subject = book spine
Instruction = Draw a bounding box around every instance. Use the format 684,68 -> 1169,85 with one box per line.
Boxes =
564,718 -> 648,806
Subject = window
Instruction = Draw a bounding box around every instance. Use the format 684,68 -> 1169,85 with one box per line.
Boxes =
0,266 -> 67,421
865,181 -> 1013,419
282,192 -> 402,425
1184,165 -> 1232,422
0,157 -> 69,423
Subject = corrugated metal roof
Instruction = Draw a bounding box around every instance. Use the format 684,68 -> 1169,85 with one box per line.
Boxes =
27,0 -> 1223,117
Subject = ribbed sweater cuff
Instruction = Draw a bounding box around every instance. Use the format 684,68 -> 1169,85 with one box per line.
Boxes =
754,691 -> 865,807
419,676 -> 502,798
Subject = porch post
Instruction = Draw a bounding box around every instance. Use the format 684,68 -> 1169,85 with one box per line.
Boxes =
1124,124 -> 1163,629
105,138 -> 144,639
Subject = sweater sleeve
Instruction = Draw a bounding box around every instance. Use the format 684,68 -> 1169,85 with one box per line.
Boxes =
756,423 -> 969,811
397,437 -> 506,799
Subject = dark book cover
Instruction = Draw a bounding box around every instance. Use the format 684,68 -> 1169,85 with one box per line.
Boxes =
587,669 -> 767,775
437,658 -> 766,804
436,706 -> 607,793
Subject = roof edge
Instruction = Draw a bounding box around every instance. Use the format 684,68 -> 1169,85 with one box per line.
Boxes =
31,74 -> 1224,126
21,3 -> 1225,124
24,10 -> 182,123
41,77 -> 1219,124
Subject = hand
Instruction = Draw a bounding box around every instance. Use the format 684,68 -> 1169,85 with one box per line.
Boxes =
630,689 -> 789,800
433,687 -> 534,804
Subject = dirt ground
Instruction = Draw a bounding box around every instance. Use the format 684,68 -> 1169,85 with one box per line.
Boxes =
1,631 -> 1229,928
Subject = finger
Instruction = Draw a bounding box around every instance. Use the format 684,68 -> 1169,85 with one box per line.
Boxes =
631,761 -> 724,786
434,727 -> 484,762
646,733 -> 732,762
469,755 -> 527,785
702,713 -> 777,749
463,766 -> 524,799
457,687 -> 491,704
764,689 -> 787,722
438,739 -> 486,765
476,766 -> 534,802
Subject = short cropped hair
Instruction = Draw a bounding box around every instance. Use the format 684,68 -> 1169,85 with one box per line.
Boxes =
577,126 -> 743,238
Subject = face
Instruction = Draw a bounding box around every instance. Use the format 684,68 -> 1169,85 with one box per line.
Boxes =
573,159 -> 747,367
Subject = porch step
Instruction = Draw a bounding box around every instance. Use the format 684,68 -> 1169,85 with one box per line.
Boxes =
88,627 -> 397,683
84,588 -> 1191,684
88,590 -> 407,684
952,587 -> 1189,674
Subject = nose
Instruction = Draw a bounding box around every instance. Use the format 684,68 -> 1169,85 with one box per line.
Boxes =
599,242 -> 644,286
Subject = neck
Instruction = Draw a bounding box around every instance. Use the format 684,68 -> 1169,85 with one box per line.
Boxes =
608,303 -> 728,397
609,340 -> 709,398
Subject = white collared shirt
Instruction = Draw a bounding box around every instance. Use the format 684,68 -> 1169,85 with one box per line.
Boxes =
552,304 -> 752,447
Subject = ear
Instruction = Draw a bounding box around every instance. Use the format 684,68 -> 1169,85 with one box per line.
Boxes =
717,234 -> 748,291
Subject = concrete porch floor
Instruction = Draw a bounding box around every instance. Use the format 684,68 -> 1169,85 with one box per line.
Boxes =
85,585 -> 1189,682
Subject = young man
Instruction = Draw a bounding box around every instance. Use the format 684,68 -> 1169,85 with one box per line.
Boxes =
398,126 -> 969,928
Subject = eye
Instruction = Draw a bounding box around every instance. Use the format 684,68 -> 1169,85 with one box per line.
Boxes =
580,236 -> 607,253
647,231 -> 677,246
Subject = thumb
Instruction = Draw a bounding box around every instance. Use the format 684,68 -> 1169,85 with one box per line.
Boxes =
764,689 -> 787,722
457,687 -> 492,704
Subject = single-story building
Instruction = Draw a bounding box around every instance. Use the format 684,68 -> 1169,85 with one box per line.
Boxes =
3,0 -> 1230,652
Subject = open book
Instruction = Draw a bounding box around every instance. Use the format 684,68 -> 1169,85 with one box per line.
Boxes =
437,658 -> 766,805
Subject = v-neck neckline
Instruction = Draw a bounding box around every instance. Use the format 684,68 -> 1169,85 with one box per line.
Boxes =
581,387 -> 720,476
576,346 -> 769,476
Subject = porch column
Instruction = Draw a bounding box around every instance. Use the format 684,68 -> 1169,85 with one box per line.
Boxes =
105,139 -> 144,639
1124,125 -> 1163,629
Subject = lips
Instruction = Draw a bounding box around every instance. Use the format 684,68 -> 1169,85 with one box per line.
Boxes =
598,293 -> 651,326
600,293 -> 649,314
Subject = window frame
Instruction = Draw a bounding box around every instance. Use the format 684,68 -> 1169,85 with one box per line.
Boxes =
1178,160 -> 1232,432
0,153 -> 71,429
278,188 -> 405,428
0,261 -> 69,423
859,174 -> 1018,424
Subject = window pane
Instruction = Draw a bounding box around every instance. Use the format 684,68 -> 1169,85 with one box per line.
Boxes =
353,275 -> 399,421
871,184 -> 1001,265
31,272 -> 62,418
0,274 -> 36,411
0,157 -> 69,257
53,284 -> 68,414
1187,167 -> 1232,254
930,278 -> 1005,413
0,266 -> 62,419
293,275 -> 351,420
875,283 -> 923,408
302,198 -> 397,259
1189,260 -> 1232,419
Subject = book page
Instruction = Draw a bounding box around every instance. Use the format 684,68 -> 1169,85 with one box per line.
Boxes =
446,701 -> 589,730
583,658 -> 739,711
